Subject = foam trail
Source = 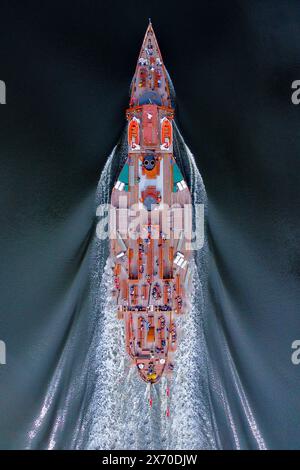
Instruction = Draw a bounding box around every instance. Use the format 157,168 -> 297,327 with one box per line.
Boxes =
167,125 -> 216,449
77,123 -> 217,449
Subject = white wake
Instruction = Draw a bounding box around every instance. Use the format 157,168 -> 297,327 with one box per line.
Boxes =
79,128 -> 217,450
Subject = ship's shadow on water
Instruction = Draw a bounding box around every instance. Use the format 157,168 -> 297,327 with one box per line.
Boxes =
76,124 -> 218,450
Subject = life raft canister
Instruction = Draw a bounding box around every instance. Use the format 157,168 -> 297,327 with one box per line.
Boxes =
161,117 -> 172,149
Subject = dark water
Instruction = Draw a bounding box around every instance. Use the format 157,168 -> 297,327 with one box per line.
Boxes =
1,1 -> 300,450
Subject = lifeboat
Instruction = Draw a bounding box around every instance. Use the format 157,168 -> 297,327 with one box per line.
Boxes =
128,117 -> 140,149
160,117 -> 172,150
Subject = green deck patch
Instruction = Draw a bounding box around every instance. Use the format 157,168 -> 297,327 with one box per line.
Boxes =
118,163 -> 129,191
172,161 -> 184,192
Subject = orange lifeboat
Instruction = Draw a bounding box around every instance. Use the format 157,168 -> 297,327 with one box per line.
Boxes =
128,117 -> 140,149
161,117 -> 172,149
